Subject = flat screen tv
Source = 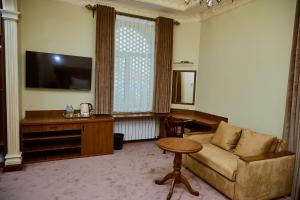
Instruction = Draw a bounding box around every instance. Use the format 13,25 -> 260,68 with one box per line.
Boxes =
26,51 -> 92,90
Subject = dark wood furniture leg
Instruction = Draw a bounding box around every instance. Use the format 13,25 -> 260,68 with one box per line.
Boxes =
155,153 -> 199,199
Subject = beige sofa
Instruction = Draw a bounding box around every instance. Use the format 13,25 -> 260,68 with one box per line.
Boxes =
182,121 -> 295,200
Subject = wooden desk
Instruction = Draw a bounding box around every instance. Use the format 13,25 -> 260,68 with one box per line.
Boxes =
169,109 -> 227,134
111,109 -> 227,138
171,113 -> 219,127
171,109 -> 228,131
21,110 -> 113,163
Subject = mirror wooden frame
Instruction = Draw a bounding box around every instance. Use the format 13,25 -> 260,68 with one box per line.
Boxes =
171,70 -> 197,105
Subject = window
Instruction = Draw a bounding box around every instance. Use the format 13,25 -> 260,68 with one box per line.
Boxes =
114,15 -> 155,113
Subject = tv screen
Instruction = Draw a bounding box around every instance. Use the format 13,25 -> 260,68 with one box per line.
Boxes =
26,51 -> 92,90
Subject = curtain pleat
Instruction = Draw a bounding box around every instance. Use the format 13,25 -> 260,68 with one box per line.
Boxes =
95,5 -> 116,114
153,17 -> 174,113
283,0 -> 300,199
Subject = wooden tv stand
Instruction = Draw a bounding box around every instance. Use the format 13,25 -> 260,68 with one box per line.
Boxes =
21,110 -> 113,163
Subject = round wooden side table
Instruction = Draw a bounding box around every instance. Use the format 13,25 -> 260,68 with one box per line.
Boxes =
155,138 -> 202,200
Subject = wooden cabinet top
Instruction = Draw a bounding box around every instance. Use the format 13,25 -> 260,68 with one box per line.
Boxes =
21,115 -> 113,126
21,109 -> 227,129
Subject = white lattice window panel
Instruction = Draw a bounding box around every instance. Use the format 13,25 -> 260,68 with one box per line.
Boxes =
114,15 -> 155,113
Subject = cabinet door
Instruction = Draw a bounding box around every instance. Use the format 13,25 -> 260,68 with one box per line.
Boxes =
82,121 -> 113,156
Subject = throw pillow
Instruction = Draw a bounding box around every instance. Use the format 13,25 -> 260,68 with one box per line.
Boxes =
275,139 -> 287,153
234,129 -> 275,157
210,121 -> 242,151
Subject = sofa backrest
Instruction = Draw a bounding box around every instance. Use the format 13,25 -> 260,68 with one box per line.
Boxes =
210,122 -> 287,157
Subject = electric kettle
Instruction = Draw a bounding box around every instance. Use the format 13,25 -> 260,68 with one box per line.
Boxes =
80,103 -> 93,118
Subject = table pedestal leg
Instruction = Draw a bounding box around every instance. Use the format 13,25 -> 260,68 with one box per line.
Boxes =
155,153 -> 199,199
155,172 -> 173,185
180,174 -> 199,196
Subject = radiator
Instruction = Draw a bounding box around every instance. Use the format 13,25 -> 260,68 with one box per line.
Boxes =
113,117 -> 159,141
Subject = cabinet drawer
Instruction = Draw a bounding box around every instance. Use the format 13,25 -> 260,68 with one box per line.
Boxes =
22,124 -> 81,132
22,125 -> 48,132
63,124 -> 82,130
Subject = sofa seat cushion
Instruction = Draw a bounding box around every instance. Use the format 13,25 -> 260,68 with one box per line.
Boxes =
189,143 -> 239,181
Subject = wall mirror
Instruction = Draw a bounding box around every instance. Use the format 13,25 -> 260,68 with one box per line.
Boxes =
172,70 -> 196,105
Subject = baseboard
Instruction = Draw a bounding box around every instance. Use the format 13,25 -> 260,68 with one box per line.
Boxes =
2,164 -> 23,172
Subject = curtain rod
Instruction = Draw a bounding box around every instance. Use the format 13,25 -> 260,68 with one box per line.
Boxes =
85,4 -> 180,26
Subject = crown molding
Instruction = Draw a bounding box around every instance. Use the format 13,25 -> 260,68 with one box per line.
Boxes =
59,0 -> 202,23
57,0 -> 256,23
98,1 -> 183,22
135,0 -> 201,11
61,0 -> 200,12
200,0 -> 256,21
135,0 -> 187,11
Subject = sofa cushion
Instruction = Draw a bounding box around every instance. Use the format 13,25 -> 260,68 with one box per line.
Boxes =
269,139 -> 278,153
190,143 -> 239,181
210,121 -> 242,151
234,129 -> 275,157
275,139 -> 286,152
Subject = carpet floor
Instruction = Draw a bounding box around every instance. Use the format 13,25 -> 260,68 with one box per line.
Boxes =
0,141 -> 291,200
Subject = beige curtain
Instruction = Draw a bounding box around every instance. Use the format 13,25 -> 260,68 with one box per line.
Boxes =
95,5 -> 116,114
153,17 -> 174,113
283,0 -> 300,199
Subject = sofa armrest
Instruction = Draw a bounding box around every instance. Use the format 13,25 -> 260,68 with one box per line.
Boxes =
235,153 -> 295,200
239,151 -> 294,163
183,132 -> 214,144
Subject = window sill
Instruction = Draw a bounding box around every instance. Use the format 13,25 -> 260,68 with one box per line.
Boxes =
112,112 -> 168,119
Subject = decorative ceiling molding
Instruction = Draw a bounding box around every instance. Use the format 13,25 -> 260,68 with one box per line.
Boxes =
200,0 -> 256,21
57,0 -> 255,23
134,0 -> 201,11
59,0 -> 202,23
131,0 -> 187,11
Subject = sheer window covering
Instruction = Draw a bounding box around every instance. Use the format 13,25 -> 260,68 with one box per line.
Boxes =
114,15 -> 155,113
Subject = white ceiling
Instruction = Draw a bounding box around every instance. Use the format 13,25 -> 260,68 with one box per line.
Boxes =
62,0 -> 200,11
59,0 -> 253,22
60,0 -> 207,13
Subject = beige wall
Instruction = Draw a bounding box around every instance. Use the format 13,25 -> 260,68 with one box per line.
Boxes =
172,22 -> 201,110
173,21 -> 201,65
19,0 -> 297,137
19,0 -> 199,116
19,0 -> 96,116
196,0 -> 296,137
